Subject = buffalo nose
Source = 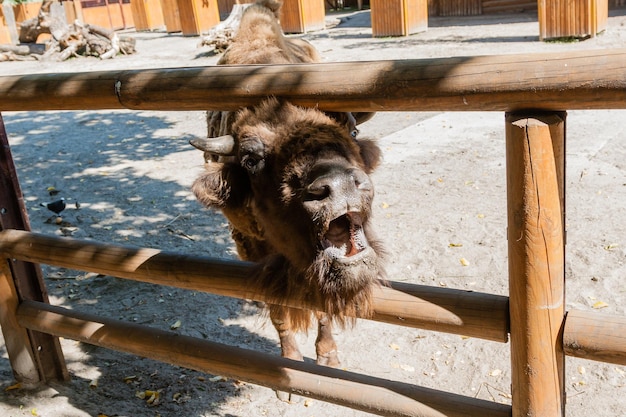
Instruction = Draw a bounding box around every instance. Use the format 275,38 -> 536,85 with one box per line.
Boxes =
305,164 -> 372,206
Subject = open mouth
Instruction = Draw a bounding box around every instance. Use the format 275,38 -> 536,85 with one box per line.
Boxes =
322,212 -> 371,260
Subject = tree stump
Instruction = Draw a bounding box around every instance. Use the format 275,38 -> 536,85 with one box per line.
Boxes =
200,4 -> 252,52
0,0 -> 135,62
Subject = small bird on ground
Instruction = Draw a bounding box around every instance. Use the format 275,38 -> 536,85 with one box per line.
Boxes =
41,198 -> 66,215
46,186 -> 61,196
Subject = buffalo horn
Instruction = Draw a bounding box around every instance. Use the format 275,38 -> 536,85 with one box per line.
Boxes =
189,135 -> 236,156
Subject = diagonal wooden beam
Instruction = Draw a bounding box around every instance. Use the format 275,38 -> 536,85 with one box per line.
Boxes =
0,114 -> 68,383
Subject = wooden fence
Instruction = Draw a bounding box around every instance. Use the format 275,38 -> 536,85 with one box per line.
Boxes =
1,49 -> 626,417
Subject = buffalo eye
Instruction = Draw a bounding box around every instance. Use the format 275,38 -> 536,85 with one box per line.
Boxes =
241,153 -> 265,174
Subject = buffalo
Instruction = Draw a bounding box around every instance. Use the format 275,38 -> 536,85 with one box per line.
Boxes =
191,0 -> 384,371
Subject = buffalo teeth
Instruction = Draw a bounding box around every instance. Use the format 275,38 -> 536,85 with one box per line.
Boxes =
324,244 -> 347,259
352,225 -> 367,251
322,213 -> 370,259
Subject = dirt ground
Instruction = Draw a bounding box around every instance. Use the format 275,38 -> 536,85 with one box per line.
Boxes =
0,8 -> 625,417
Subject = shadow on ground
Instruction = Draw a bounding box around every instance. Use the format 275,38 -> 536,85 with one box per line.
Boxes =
0,110 -> 285,416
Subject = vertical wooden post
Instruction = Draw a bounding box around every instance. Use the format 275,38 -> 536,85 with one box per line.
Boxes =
0,113 -> 68,383
0,260 -> 40,384
506,112 -> 566,417
63,0 -> 85,24
280,0 -> 325,34
130,0 -> 165,31
370,0 -> 428,37
0,5 -> 13,45
160,0 -> 182,33
538,0 -> 608,40
176,0 -> 220,36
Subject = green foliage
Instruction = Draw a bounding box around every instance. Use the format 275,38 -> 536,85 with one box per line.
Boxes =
544,36 -> 584,44
6,0 -> 35,5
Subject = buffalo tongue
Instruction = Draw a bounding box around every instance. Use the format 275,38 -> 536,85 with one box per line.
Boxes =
324,213 -> 364,257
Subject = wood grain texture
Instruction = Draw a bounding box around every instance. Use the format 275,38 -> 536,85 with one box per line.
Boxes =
0,229 -> 510,342
0,116 -> 68,383
564,309 -> 626,365
539,0 -> 607,39
0,261 -> 40,384
506,112 -> 566,417
17,300 -> 512,417
1,49 -> 625,112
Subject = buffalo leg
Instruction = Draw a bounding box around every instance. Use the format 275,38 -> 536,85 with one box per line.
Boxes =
269,305 -> 303,362
315,312 -> 340,367
269,305 -> 302,402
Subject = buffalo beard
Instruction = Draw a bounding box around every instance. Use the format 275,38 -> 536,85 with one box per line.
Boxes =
251,234 -> 384,332
306,245 -> 383,326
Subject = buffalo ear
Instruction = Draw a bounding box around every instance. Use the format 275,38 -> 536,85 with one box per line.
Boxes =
357,139 -> 382,173
192,162 -> 250,209
353,112 -> 376,125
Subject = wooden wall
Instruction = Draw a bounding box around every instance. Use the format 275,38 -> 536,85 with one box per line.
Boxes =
281,0 -> 326,33
371,0 -> 427,36
217,0 -> 254,17
429,0 -> 623,16
80,0 -> 134,30
539,0 -> 608,39
428,0 -> 534,15
130,0 -> 165,31
482,0 -> 537,14
429,0 -> 482,16
0,6 -> 12,44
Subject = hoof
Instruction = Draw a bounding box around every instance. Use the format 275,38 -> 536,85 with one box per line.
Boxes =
316,351 -> 341,368
275,390 -> 297,403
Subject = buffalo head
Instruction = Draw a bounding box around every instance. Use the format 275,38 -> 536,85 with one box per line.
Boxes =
192,98 -> 384,322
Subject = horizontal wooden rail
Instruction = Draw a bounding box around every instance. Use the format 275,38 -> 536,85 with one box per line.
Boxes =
0,229 -> 510,342
16,300 -> 511,417
4,230 -> 623,366
563,309 -> 626,366
0,49 -> 625,112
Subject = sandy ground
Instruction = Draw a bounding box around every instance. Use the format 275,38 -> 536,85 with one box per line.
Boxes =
0,8 -> 625,417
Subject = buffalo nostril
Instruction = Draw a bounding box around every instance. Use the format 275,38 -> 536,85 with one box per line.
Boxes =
306,181 -> 331,201
305,164 -> 372,204
351,170 -> 372,192
353,175 -> 367,189
356,179 -> 371,191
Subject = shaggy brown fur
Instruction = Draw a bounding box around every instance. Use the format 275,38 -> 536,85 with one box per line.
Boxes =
206,0 -> 373,140
218,0 -> 319,65
193,0 -> 384,369
206,0 -> 320,141
196,98 -> 384,319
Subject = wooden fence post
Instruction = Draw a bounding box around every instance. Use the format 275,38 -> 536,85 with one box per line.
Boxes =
130,0 -> 165,31
280,0 -> 326,34
370,0 -> 428,37
176,0 -> 220,36
506,112 -> 566,417
0,113 -> 68,384
160,0 -> 182,32
538,0 -> 608,40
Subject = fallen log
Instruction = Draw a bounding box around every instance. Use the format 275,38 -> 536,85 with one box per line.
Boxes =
0,44 -> 45,61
